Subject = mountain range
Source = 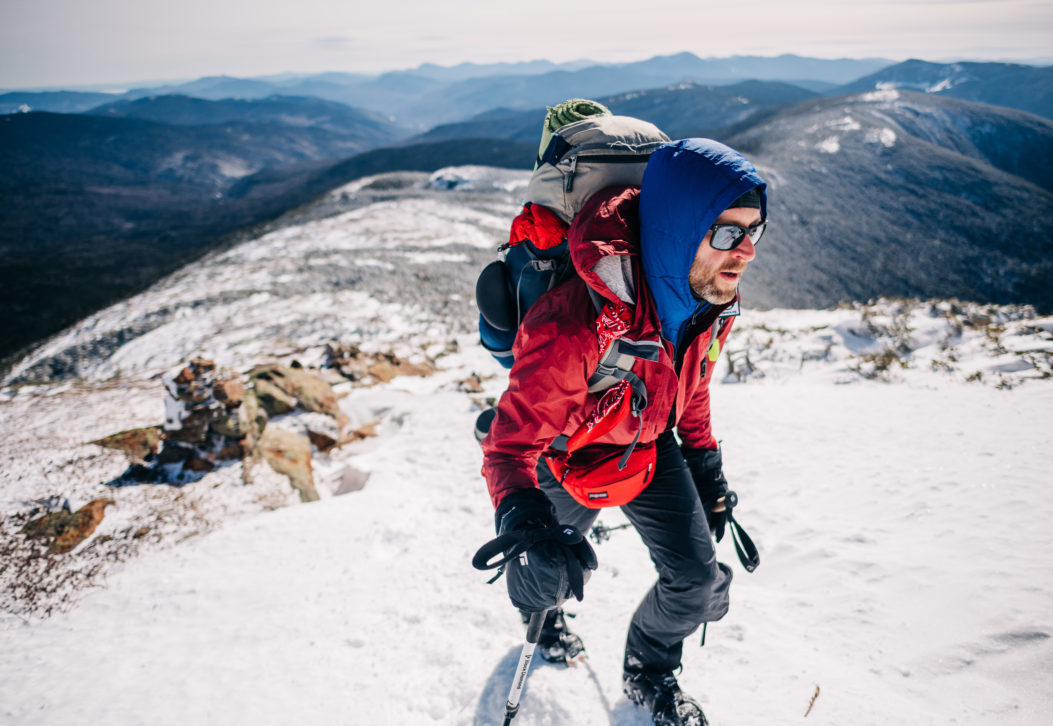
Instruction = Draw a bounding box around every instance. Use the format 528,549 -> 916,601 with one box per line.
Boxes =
723,90 -> 1053,310
2,53 -> 893,127
2,54 -> 1052,367
839,59 -> 1053,120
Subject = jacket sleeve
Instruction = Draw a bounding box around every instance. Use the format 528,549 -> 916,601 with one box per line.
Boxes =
676,316 -> 735,451
481,300 -> 594,509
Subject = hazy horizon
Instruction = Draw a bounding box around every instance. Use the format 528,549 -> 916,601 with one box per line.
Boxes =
4,50 -> 1053,94
2,0 -> 1051,90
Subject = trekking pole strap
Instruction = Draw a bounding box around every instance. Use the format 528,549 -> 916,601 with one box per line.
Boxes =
723,491 -> 760,572
472,525 -> 585,571
473,525 -> 592,601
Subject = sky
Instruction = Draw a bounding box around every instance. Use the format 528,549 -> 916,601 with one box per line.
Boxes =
2,0 -> 1052,89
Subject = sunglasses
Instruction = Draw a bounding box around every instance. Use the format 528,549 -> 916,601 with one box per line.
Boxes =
707,220 -> 767,251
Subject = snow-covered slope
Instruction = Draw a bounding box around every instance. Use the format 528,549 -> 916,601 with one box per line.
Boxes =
1,168 -> 1051,725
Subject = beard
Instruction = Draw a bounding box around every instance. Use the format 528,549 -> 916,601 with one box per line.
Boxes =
689,261 -> 748,304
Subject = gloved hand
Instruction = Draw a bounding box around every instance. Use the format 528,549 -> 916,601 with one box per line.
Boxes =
494,486 -> 557,534
681,445 -> 730,542
473,488 -> 597,612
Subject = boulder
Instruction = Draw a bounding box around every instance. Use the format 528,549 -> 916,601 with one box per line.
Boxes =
307,430 -> 338,454
21,499 -> 115,555
89,426 -> 161,464
324,343 -> 435,384
251,364 -> 347,426
259,427 -> 318,502
252,376 -> 297,416
213,379 -> 244,407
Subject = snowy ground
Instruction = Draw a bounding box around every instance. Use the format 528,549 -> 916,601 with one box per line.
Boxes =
2,168 -> 1052,725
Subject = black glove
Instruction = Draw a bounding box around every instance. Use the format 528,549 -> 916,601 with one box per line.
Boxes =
681,445 -> 729,542
494,487 -> 557,534
474,488 -> 597,612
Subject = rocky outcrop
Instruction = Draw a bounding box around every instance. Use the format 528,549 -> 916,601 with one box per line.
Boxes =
259,427 -> 318,502
21,499 -> 115,555
92,354 -> 384,502
89,427 -> 161,464
158,358 -> 267,474
324,342 -> 435,384
250,364 -> 348,426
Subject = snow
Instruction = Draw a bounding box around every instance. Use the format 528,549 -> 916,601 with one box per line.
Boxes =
865,127 -> 897,148
927,78 -> 954,93
817,136 -> 841,154
2,170 -> 1052,725
826,116 -> 862,132
864,88 -> 901,103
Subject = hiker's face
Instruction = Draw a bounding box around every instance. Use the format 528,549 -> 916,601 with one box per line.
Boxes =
688,206 -> 761,304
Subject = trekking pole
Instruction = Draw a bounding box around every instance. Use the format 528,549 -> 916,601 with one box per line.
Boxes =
588,520 -> 632,544
502,608 -> 549,725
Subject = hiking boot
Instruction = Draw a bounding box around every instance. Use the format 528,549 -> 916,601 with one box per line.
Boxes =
525,609 -> 586,665
623,668 -> 709,726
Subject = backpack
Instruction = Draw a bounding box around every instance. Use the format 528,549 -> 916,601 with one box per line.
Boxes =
476,114 -> 670,368
474,113 -> 670,509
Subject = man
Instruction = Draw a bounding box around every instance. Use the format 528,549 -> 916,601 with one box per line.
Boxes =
480,138 -> 766,726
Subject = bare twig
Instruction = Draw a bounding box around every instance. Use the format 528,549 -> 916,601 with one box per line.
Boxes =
804,685 -> 820,717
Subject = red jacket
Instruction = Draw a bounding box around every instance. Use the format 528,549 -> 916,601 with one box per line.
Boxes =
482,186 -> 734,508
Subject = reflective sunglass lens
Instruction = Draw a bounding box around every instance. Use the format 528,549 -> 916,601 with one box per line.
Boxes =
710,226 -> 742,250
749,221 -> 766,246
708,221 -> 767,250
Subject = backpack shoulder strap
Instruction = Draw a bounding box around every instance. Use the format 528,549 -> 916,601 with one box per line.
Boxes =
583,286 -> 660,395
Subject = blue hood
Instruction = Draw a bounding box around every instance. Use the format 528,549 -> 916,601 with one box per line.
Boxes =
639,138 -> 767,350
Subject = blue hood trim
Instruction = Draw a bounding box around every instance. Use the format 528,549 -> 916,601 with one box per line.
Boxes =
639,138 -> 767,350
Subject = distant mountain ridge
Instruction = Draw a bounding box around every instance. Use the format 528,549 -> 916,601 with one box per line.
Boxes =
0,107 -> 531,363
836,59 -> 1053,120
2,52 -> 895,126
414,80 -> 821,145
87,94 -> 407,145
724,90 -> 1053,311
4,54 -> 1053,364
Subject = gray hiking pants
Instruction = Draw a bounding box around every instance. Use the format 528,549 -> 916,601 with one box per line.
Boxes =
537,430 -> 733,673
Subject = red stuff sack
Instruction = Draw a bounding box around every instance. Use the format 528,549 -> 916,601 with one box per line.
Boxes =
545,441 -> 656,508
543,379 -> 656,508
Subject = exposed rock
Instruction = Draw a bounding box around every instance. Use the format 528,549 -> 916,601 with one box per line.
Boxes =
216,442 -> 247,460
324,342 -> 371,381
89,426 -> 161,464
182,455 -> 215,473
238,391 -> 268,483
342,422 -> 379,443
307,430 -> 338,454
253,376 -> 297,416
457,373 -> 487,393
166,407 -> 214,444
324,343 -> 436,385
157,441 -> 194,464
367,359 -> 400,383
213,379 -> 244,407
21,499 -> 115,555
163,359 -> 224,443
251,365 -> 347,426
367,353 -> 435,383
259,427 -> 318,502
335,464 -> 370,495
